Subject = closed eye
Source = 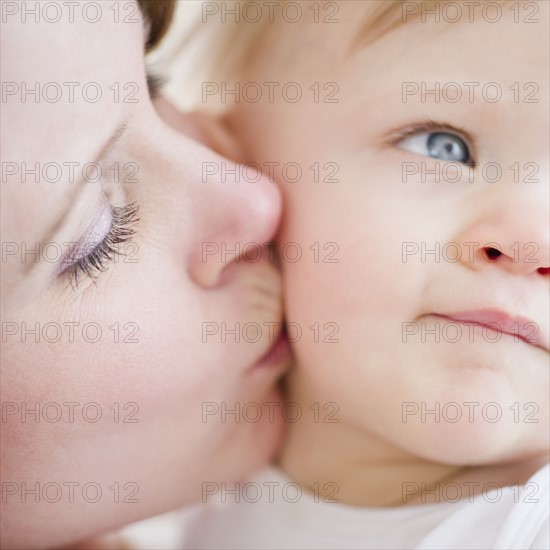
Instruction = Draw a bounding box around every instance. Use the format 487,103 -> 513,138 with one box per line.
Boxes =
60,202 -> 139,288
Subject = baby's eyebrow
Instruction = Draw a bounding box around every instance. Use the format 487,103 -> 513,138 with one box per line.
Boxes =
348,0 -> 513,54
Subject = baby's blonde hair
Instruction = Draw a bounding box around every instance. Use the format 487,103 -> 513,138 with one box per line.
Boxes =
153,0 -> 513,110
197,0 -> 512,78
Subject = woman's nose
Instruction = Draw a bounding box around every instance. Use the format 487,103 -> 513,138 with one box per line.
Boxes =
187,153 -> 282,288
152,100 -> 282,287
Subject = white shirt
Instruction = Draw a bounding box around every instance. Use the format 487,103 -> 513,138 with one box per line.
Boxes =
164,464 -> 550,550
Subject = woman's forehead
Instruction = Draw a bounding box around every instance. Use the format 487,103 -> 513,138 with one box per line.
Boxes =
1,3 -> 146,80
0,9 -> 147,270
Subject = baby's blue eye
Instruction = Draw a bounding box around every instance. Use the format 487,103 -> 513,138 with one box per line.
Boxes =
397,131 -> 472,165
427,132 -> 469,162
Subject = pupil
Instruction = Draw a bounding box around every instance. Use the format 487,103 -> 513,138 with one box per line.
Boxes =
428,132 -> 468,163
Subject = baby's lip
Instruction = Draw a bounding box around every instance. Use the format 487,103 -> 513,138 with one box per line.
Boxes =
432,309 -> 548,352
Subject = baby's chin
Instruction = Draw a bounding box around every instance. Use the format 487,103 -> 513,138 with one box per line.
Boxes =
400,422 -> 546,467
362,362 -> 548,467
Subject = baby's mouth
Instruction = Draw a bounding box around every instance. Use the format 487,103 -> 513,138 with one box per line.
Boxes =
431,310 -> 548,352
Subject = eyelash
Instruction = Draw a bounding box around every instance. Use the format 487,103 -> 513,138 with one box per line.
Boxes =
64,202 -> 139,287
146,70 -> 165,99
59,69 -> 159,291
388,120 -> 477,166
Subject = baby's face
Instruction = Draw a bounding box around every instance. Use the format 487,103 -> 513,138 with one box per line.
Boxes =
227,1 -> 549,465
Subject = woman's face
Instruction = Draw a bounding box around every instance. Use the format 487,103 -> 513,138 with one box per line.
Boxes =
0,3 -> 289,548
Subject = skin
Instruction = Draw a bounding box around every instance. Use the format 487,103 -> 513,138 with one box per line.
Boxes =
222,0 -> 550,506
0,3 -> 290,548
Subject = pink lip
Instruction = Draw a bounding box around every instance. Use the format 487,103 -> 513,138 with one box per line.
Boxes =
254,328 -> 291,368
433,310 -> 548,351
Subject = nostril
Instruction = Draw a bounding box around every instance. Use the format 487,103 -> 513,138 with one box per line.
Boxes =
537,267 -> 550,275
483,247 -> 502,261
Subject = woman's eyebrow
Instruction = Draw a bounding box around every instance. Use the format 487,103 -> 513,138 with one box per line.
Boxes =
27,118 -> 131,275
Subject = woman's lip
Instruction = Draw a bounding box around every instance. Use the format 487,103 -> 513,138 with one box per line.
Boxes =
254,328 -> 291,368
432,310 -> 548,351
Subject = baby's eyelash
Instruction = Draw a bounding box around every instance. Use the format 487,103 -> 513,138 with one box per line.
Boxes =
65,202 -> 139,288
386,120 -> 478,165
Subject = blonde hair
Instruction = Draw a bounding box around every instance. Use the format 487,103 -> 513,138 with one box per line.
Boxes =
193,0 -> 513,78
153,0 -> 514,110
